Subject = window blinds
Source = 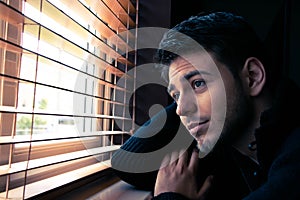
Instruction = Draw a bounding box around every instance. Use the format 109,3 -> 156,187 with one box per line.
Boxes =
0,0 -> 138,199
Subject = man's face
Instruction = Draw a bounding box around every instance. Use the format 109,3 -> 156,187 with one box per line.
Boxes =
168,51 -> 249,157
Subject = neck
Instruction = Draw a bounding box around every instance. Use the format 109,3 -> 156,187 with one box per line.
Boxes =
232,122 -> 258,163
233,93 -> 272,163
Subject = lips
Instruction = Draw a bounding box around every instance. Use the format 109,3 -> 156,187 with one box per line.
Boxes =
187,120 -> 209,138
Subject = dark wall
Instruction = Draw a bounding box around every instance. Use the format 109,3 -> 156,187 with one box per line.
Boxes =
132,0 -> 172,126
289,0 -> 300,86
170,0 -> 203,27
170,0 -> 283,40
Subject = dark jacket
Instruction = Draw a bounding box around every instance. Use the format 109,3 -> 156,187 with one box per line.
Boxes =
112,80 -> 300,200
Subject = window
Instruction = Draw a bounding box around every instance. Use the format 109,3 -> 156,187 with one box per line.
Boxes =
0,0 -> 138,199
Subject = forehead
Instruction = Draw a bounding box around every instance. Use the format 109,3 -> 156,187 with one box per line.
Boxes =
168,51 -> 219,81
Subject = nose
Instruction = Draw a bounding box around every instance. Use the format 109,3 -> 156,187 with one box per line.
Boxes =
176,93 -> 197,116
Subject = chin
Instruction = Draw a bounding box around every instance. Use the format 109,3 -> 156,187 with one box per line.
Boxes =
196,134 -> 220,158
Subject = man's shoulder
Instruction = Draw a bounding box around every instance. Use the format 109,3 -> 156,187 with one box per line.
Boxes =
270,126 -> 300,173
280,127 -> 300,154
244,127 -> 300,200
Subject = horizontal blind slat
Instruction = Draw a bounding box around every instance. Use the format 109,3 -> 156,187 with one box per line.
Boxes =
0,145 -> 120,175
0,131 -> 130,144
101,0 -> 135,28
0,110 -> 132,122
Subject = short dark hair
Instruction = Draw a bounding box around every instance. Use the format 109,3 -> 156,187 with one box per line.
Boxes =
155,11 -> 277,90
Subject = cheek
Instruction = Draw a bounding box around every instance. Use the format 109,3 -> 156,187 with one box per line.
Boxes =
208,83 -> 228,121
180,116 -> 188,127
195,93 -> 212,115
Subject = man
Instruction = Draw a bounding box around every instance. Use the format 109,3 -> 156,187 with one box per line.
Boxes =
151,11 -> 300,199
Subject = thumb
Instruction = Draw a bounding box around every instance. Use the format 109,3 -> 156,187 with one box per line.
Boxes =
197,175 -> 214,200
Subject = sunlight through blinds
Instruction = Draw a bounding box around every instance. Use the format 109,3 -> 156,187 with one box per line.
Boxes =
0,0 -> 138,199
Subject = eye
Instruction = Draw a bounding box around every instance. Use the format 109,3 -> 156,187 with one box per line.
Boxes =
171,92 -> 180,101
192,80 -> 206,89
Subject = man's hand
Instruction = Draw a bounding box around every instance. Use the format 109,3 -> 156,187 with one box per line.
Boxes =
154,149 -> 213,200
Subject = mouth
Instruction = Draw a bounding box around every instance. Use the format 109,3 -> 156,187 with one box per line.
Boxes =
187,120 -> 209,139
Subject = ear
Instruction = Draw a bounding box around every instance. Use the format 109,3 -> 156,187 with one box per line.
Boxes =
241,57 -> 266,96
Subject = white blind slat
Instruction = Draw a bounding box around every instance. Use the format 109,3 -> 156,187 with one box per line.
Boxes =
0,145 -> 120,175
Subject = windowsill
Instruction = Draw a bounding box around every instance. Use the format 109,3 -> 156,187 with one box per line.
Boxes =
6,161 -> 111,199
29,167 -> 153,200
87,180 -> 152,200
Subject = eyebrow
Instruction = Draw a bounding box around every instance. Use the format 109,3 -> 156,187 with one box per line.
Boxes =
167,84 -> 175,94
183,70 -> 201,80
167,70 -> 210,93
183,70 -> 212,79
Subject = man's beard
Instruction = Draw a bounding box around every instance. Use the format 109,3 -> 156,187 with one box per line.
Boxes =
210,87 -> 254,154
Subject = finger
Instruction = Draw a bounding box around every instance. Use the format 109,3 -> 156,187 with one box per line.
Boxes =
177,149 -> 188,167
169,150 -> 179,165
160,153 -> 171,169
188,148 -> 200,171
197,175 -> 214,199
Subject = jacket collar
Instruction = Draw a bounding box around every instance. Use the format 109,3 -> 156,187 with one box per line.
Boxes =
255,79 -> 300,173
